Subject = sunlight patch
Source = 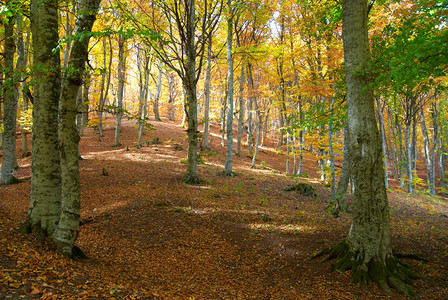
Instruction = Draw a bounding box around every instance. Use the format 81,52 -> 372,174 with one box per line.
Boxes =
248,223 -> 314,233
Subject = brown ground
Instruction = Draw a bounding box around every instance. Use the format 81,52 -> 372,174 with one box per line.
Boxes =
1,117 -> 447,299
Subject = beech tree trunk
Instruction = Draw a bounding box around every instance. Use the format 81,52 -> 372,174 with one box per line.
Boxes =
114,36 -> 126,147
376,98 -> 389,189
153,61 -> 163,122
224,0 -> 234,176
236,64 -> 245,157
419,107 -> 436,195
313,1 -> 418,296
53,0 -> 100,257
0,15 -> 18,185
21,0 -> 62,236
203,35 -> 212,150
98,38 -> 112,137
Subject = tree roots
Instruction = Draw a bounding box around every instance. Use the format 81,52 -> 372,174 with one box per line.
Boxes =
309,242 -> 420,297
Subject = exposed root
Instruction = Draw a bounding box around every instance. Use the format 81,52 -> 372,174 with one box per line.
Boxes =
310,241 -> 419,297
182,175 -> 202,184
393,251 -> 428,262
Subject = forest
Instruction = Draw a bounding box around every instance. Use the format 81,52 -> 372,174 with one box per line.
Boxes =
0,0 -> 447,298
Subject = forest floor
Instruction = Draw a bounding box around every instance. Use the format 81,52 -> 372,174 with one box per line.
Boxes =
1,117 -> 448,299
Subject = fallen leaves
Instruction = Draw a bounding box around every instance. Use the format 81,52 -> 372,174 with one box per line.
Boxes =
0,120 -> 447,299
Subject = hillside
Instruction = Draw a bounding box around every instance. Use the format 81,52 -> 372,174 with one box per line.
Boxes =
1,119 -> 447,299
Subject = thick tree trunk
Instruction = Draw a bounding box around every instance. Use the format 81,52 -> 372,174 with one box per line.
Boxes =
224,1 -> 234,176
313,1 -> 417,296
0,15 -> 19,185
53,0 -> 100,257
336,125 -> 350,211
114,37 -> 126,147
21,0 -> 62,236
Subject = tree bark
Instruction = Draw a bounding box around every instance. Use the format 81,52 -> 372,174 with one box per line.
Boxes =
0,13 -> 19,185
153,61 -> 163,122
203,35 -> 212,150
114,36 -> 126,147
313,1 -> 417,296
419,107 -> 436,195
53,0 -> 100,257
376,98 -> 389,189
224,0 -> 234,176
236,64 -> 245,157
21,0 -> 62,236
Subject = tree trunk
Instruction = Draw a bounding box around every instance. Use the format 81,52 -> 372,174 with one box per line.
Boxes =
114,36 -> 126,147
80,74 -> 90,136
376,98 -> 389,189
203,35 -> 212,150
419,107 -> 436,195
251,105 -> 262,169
182,0 -> 200,184
98,37 -> 112,137
224,0 -> 234,176
236,64 -> 245,157
336,125 -> 350,210
0,14 -> 19,185
21,0 -> 62,237
153,61 -> 163,122
138,55 -> 150,148
53,0 -> 100,257
405,119 -> 413,193
328,98 -> 336,204
313,1 -> 416,296
17,15 -> 30,158
247,64 -> 255,154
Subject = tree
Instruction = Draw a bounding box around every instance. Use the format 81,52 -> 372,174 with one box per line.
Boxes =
20,0 -> 62,237
0,4 -> 19,185
53,0 -> 101,257
128,0 -> 223,183
224,0 -> 235,176
20,0 -> 100,258
312,0 -> 417,296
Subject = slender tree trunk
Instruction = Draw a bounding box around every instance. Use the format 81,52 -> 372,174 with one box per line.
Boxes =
236,64 -> 245,157
224,0 -> 234,176
336,125 -> 350,210
153,61 -> 163,122
80,74 -> 90,136
98,38 -> 112,137
419,107 -> 436,195
220,92 -> 226,147
376,98 -> 389,189
17,15 -> 30,158
138,56 -> 150,148
203,35 -> 212,150
251,105 -> 262,169
20,0 -> 62,236
328,98 -> 336,204
0,14 -> 18,185
114,36 -> 126,147
247,64 -> 255,154
405,119 -> 413,193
